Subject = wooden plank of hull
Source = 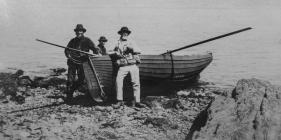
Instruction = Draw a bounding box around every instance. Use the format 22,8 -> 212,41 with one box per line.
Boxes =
139,66 -> 208,78
84,56 -> 115,99
140,60 -> 211,71
141,68 -> 203,82
140,72 -> 171,79
94,71 -> 113,87
140,74 -> 199,83
140,54 -> 211,60
141,58 -> 210,66
141,58 -> 211,63
90,63 -> 113,67
140,59 -> 211,73
93,67 -> 113,72
82,61 -> 103,102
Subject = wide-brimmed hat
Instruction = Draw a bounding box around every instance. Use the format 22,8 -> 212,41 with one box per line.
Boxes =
74,24 -> 86,32
98,36 -> 108,42
118,26 -> 131,35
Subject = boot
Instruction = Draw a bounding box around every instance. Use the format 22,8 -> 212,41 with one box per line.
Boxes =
65,94 -> 74,103
130,100 -> 136,107
112,100 -> 124,109
132,97 -> 146,108
134,102 -> 146,108
65,84 -> 74,103
65,88 -> 74,103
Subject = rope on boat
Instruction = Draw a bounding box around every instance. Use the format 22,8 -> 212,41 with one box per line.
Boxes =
168,52 -> 175,79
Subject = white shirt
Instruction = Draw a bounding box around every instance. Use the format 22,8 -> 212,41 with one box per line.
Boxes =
114,38 -> 141,55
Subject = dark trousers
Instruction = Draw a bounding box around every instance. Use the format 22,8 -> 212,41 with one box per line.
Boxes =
66,60 -> 85,97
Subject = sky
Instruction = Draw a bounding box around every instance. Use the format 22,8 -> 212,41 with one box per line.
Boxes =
1,0 -> 281,42
1,0 -> 281,56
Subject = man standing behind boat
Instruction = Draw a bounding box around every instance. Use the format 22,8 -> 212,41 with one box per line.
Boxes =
96,36 -> 108,55
111,26 -> 144,108
64,24 -> 98,102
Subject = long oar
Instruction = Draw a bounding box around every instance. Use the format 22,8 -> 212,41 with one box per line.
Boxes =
161,27 -> 252,55
36,39 -> 97,57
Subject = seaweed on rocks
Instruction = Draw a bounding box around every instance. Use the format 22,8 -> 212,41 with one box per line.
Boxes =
0,70 -> 27,104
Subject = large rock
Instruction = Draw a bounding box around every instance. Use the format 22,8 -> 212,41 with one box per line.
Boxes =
188,78 -> 281,140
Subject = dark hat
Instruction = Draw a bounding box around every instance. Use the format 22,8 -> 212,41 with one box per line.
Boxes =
74,24 -> 86,32
118,26 -> 131,35
98,36 -> 108,42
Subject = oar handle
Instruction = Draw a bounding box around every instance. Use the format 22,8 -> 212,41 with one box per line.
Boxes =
161,27 -> 252,55
36,39 -> 98,57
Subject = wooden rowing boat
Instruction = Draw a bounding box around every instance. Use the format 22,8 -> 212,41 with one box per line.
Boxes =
37,28 -> 251,102
83,52 -> 213,102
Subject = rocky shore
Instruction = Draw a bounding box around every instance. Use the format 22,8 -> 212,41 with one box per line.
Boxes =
0,69 -> 280,140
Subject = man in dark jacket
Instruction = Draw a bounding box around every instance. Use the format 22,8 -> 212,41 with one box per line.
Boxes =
64,24 -> 98,101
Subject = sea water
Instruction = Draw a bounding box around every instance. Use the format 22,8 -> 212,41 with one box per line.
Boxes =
0,0 -> 281,87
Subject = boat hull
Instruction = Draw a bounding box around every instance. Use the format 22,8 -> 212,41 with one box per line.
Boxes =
83,52 -> 212,101
139,53 -> 212,82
